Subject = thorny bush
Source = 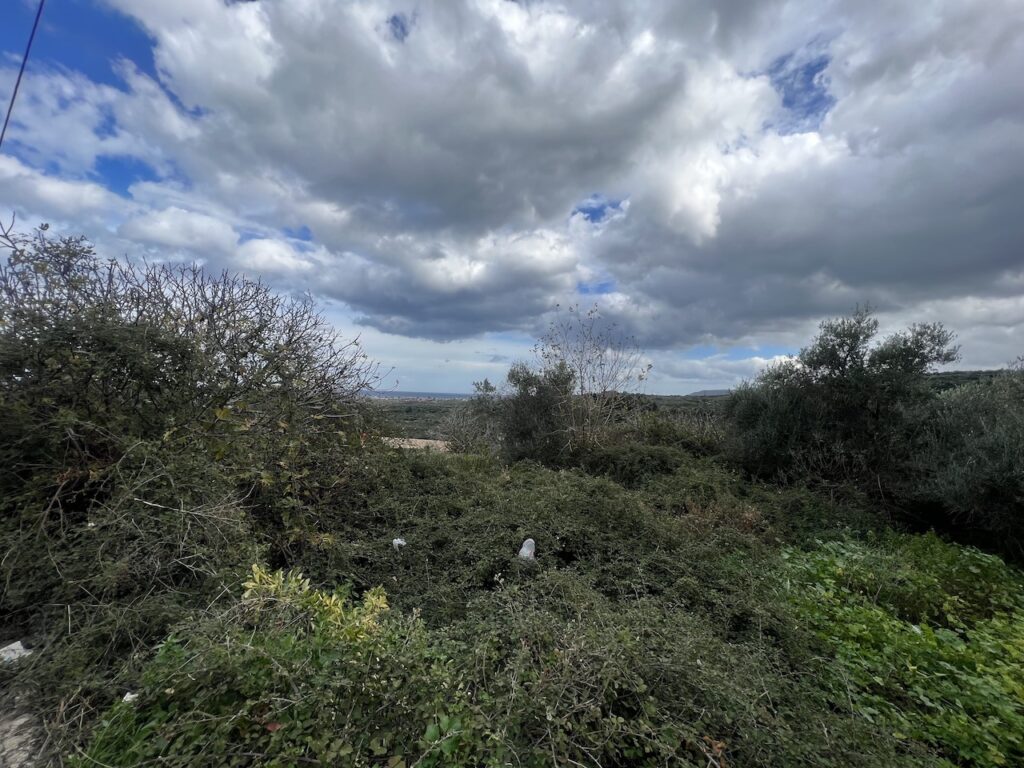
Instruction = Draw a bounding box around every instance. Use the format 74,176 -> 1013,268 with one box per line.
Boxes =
0,223 -> 379,749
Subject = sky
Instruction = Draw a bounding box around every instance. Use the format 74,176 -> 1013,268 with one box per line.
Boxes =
1,0 -> 1022,394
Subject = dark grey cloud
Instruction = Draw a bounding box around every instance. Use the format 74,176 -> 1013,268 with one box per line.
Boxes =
1,0 -> 1022,387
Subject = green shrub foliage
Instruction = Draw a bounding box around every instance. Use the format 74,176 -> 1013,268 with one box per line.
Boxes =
82,561 -> 916,768
5,227 -> 1023,768
0,226 -> 377,737
498,305 -> 652,466
440,378 -> 503,454
77,568 -> 470,768
725,307 -> 959,485
784,535 -> 1024,767
501,360 -> 578,464
903,364 -> 1024,547
580,443 -> 685,486
725,307 -> 1024,547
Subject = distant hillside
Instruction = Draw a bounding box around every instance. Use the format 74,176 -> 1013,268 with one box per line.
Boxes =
682,373 -> 1004,397
378,398 -> 463,439
364,390 -> 471,400
687,388 -> 731,397
928,369 -> 1004,391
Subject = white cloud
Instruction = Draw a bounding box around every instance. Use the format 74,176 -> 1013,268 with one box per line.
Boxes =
1,0 -> 1022,391
0,155 -> 124,218
236,237 -> 316,274
118,206 -> 237,253
656,354 -> 795,391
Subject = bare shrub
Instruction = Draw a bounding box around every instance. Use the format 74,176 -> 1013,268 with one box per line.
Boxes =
538,304 -> 652,451
441,379 -> 502,454
502,305 -> 651,464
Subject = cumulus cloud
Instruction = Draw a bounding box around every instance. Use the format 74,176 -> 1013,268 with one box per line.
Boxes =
317,227 -> 581,338
0,155 -> 125,218
658,354 -> 795,391
236,237 -> 317,274
118,207 -> 238,253
1,0 -> 1022,391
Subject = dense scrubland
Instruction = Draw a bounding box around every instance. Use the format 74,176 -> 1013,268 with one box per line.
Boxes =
1,228 -> 1023,767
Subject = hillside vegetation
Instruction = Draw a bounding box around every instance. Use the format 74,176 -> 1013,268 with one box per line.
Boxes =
1,230 -> 1022,767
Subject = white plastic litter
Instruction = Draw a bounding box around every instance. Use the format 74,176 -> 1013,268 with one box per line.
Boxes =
122,692 -> 139,703
0,641 -> 32,663
392,537 -> 407,551
518,538 -> 536,561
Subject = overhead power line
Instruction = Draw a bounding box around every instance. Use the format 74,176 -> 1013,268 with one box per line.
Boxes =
0,0 -> 47,151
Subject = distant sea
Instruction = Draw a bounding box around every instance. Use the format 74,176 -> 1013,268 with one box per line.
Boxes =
364,390 -> 471,400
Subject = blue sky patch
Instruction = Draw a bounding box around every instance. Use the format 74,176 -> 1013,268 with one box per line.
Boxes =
767,51 -> 835,132
283,224 -> 314,242
0,0 -> 157,87
387,14 -> 411,42
92,155 -> 159,197
577,279 -> 616,295
572,195 -> 622,223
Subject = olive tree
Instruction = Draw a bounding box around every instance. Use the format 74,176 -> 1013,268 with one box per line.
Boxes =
726,307 -> 959,485
904,359 -> 1024,549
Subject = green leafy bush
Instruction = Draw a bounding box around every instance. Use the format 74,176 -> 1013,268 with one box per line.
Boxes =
448,569 -> 901,768
501,360 -> 578,464
783,535 -> 1024,766
725,308 -> 1024,551
278,448 -> 788,624
498,305 -> 652,466
633,408 -> 726,455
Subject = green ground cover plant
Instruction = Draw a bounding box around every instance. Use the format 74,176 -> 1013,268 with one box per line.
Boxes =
783,535 -> 1024,766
